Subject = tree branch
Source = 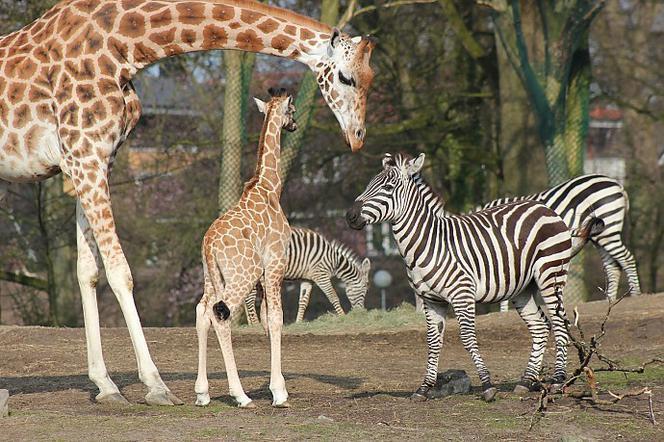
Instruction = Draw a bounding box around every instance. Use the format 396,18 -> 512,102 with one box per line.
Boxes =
0,270 -> 48,291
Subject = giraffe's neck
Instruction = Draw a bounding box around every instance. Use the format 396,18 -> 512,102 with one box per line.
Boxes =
103,0 -> 332,81
253,107 -> 283,194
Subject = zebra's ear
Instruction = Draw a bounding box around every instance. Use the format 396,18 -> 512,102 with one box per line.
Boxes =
382,153 -> 394,169
254,97 -> 267,114
406,153 -> 425,176
361,257 -> 371,273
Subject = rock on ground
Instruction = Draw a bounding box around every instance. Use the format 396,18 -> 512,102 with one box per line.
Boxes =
428,370 -> 471,399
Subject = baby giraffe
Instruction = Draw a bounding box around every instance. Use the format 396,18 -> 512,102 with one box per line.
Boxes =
195,88 -> 296,408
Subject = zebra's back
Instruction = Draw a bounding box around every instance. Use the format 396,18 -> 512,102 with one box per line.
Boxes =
285,227 -> 337,281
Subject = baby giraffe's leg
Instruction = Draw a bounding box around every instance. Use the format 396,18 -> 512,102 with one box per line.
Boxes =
263,268 -> 289,407
210,293 -> 254,407
194,288 -> 213,406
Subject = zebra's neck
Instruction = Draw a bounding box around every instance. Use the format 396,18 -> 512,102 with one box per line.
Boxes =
332,244 -> 362,285
391,178 -> 448,267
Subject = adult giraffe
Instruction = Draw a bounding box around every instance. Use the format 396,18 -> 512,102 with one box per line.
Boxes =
0,0 -> 375,406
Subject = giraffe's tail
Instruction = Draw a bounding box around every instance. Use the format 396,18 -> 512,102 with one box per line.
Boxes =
203,251 -> 230,321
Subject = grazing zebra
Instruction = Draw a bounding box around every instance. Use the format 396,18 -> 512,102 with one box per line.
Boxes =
481,174 -> 640,306
346,153 -> 603,401
245,227 -> 371,323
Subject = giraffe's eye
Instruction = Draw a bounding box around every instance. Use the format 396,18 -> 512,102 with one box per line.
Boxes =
338,71 -> 356,87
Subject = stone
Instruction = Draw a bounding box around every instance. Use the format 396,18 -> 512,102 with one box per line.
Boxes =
0,389 -> 8,418
317,415 -> 334,423
427,369 -> 471,399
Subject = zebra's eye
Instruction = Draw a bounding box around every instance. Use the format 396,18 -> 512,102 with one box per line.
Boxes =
383,183 -> 395,192
338,71 -> 356,87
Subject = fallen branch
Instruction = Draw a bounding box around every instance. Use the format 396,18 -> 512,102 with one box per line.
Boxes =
528,289 -> 662,430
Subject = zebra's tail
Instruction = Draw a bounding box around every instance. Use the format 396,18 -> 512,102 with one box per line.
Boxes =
570,216 -> 605,257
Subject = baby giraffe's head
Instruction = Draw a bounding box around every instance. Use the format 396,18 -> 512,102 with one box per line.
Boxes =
254,88 -> 297,133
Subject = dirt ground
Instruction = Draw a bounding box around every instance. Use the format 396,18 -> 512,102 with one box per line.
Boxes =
1,294 -> 664,441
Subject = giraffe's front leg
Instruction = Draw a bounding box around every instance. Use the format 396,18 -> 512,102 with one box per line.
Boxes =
76,202 -> 127,404
411,296 -> 448,401
66,154 -> 181,406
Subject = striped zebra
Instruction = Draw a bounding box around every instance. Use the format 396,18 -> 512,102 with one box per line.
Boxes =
346,153 -> 603,401
481,174 -> 640,307
244,227 -> 371,323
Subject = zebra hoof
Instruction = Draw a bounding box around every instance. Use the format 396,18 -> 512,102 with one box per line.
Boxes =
410,393 -> 428,402
513,384 -> 530,396
482,387 -> 498,402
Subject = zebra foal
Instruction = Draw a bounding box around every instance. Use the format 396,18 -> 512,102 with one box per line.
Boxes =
481,174 -> 640,304
245,227 -> 371,323
346,153 -> 602,401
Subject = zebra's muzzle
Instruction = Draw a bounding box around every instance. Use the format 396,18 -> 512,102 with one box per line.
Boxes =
346,201 -> 367,230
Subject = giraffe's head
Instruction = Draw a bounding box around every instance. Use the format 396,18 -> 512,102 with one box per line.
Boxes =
254,88 -> 297,133
313,30 -> 376,152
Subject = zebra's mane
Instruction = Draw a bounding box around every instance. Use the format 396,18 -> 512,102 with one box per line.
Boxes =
411,172 -> 447,218
330,239 -> 364,270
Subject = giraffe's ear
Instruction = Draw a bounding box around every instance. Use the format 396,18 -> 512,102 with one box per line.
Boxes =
254,97 -> 267,114
327,28 -> 341,56
279,96 -> 292,115
406,153 -> 425,176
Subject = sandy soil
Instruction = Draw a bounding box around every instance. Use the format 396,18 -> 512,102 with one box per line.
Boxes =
1,294 -> 664,441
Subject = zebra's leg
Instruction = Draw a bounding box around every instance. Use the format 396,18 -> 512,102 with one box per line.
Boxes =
244,285 -> 260,325
539,284 -> 569,386
510,289 -> 549,394
595,235 -> 641,298
596,247 -> 621,302
315,276 -> 345,317
411,296 -> 448,401
450,295 -> 496,401
499,300 -> 509,312
295,281 -> 313,322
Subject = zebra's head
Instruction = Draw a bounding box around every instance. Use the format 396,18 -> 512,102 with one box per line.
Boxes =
345,257 -> 371,308
346,153 -> 425,230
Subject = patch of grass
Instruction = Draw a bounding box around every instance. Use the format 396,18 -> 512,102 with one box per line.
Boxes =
277,303 -> 425,335
593,360 -> 664,389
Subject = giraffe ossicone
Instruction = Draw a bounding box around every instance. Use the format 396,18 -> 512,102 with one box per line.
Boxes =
0,0 -> 375,406
195,88 -> 295,408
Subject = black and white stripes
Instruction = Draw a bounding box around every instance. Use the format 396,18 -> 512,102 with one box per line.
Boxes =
347,153 -> 601,400
245,226 -> 371,323
481,174 -> 640,302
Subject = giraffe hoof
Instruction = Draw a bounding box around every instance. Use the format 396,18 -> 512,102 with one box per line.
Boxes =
145,390 -> 180,406
239,400 -> 256,409
195,393 -> 210,406
482,387 -> 498,402
96,392 -> 129,405
410,392 -> 428,402
513,384 -> 530,396
273,400 -> 291,408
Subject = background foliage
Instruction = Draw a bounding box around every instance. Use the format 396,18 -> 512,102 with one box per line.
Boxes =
0,0 -> 661,326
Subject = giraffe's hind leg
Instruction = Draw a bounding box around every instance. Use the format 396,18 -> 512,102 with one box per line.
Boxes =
511,287 -> 549,394
209,293 -> 254,408
64,144 -> 181,406
194,277 -> 215,406
76,202 -> 127,404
